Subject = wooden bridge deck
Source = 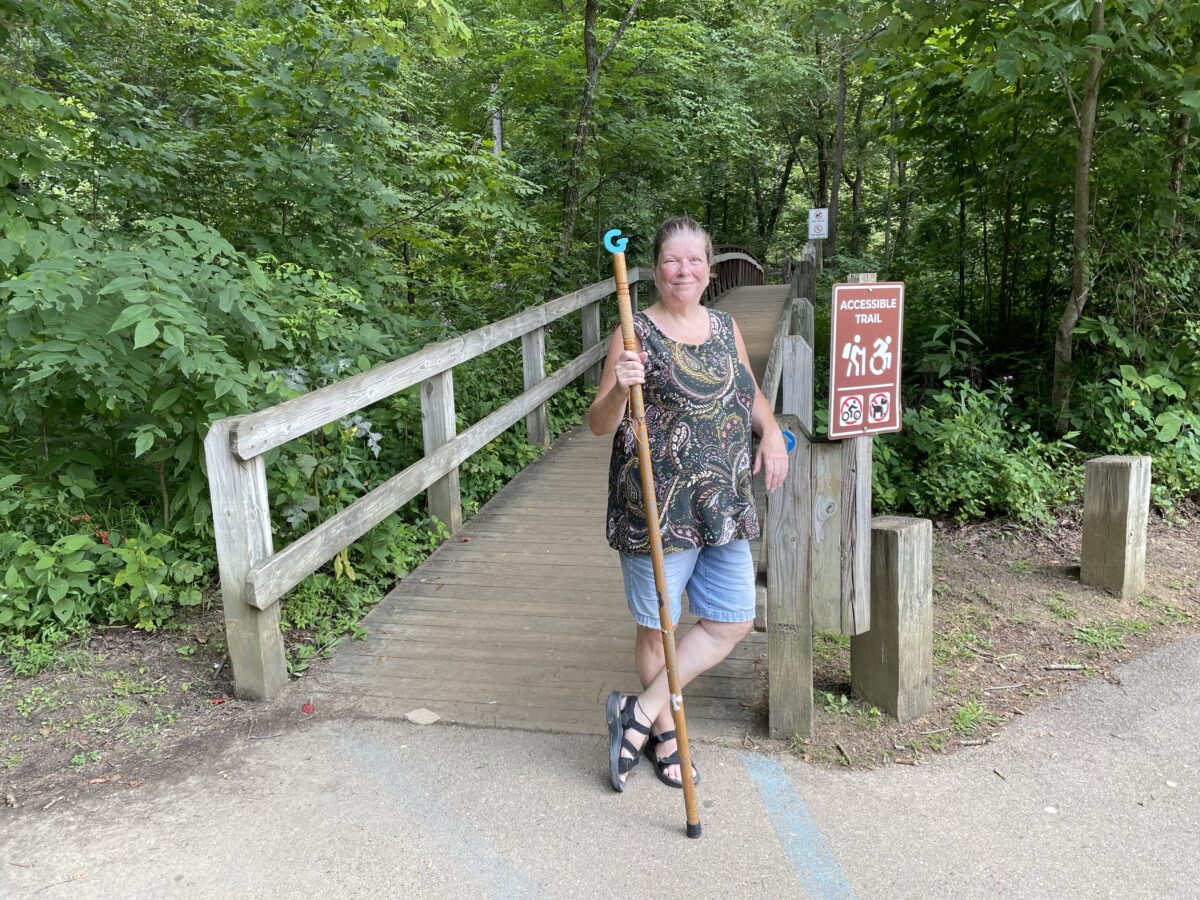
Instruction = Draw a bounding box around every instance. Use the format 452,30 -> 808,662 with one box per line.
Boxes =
308,284 -> 791,738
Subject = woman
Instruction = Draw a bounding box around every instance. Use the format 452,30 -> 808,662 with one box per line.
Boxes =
587,215 -> 788,792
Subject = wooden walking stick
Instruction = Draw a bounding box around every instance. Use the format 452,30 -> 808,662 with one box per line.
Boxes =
603,227 -> 701,839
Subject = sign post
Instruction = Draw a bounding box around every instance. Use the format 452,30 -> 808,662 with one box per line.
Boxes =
828,281 -> 905,439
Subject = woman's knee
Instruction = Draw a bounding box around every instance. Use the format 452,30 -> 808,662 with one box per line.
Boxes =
636,625 -> 664,653
703,618 -> 754,646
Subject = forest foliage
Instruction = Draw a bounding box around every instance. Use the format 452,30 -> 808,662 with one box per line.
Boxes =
1,0 -> 1197,667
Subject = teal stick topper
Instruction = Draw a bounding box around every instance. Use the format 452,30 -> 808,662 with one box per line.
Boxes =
603,228 -> 628,253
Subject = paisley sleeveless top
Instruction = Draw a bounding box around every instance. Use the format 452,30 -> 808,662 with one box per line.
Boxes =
606,308 -> 760,553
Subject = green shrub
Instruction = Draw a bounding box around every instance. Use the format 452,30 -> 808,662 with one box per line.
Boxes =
1071,316 -> 1200,509
875,381 -> 1080,525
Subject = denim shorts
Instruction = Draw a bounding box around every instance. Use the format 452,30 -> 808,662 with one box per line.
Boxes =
618,540 -> 756,629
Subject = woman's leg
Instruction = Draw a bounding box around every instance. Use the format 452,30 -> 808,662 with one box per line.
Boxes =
618,617 -> 753,785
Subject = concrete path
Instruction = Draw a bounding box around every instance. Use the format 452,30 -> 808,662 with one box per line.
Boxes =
3,635 -> 1197,899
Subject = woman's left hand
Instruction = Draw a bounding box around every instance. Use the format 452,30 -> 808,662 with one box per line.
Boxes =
754,427 -> 789,492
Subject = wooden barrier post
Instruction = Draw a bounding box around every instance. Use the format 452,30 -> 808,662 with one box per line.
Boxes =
768,413 -> 813,739
582,300 -> 602,388
810,442 -> 842,632
203,419 -> 288,700
521,326 -> 551,447
850,516 -> 932,721
420,370 -> 463,533
1081,455 -> 1152,599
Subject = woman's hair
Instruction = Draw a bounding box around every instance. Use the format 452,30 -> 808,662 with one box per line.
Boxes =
652,215 -> 713,266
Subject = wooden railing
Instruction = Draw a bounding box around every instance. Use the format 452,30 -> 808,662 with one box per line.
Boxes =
204,251 -> 764,699
707,245 -> 765,303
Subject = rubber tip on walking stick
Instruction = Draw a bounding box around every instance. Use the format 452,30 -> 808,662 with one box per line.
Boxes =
687,822 -> 702,839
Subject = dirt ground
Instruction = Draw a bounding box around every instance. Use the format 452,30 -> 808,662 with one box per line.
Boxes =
2,502 -> 1198,810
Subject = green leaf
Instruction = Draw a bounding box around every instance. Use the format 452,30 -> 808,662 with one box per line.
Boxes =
1154,412 -> 1182,442
60,534 -> 92,553
963,67 -> 994,94
108,304 -> 151,333
1057,0 -> 1085,21
98,275 -> 144,296
134,431 -> 156,457
162,325 -> 185,348
1118,364 -> 1139,381
0,474 -> 20,491
247,259 -> 270,290
1181,91 -> 1200,112
133,318 -> 160,349
152,387 -> 184,411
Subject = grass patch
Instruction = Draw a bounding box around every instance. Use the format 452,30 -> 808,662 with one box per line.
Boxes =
1073,618 -> 1152,650
951,698 -> 1001,735
1046,592 -> 1077,620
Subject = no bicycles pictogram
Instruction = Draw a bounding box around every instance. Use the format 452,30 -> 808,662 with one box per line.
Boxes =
839,395 -> 863,426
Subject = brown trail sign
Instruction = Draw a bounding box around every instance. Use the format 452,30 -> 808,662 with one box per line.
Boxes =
828,281 -> 905,440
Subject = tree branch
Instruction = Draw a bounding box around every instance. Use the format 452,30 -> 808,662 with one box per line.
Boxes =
597,0 -> 643,68
1058,69 -> 1081,130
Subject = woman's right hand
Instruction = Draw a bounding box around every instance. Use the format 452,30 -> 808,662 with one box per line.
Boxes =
613,350 -> 648,391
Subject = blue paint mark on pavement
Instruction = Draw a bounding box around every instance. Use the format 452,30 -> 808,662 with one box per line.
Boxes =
345,734 -> 551,900
740,752 -> 856,899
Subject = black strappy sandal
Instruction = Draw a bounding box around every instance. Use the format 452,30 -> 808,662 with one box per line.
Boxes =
606,690 -> 650,792
644,729 -> 701,789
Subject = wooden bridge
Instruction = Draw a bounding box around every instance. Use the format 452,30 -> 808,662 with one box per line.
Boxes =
205,247 -> 836,739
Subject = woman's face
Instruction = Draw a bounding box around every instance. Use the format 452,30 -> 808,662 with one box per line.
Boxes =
653,231 -> 710,309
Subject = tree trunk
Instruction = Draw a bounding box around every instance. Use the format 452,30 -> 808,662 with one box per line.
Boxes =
1169,111 -> 1189,246
847,88 -> 866,256
490,83 -> 503,158
998,180 -> 1014,334
557,0 -> 641,268
884,105 -> 896,264
766,146 -> 798,245
895,157 -> 910,257
958,172 -> 967,320
1052,0 -> 1106,430
815,133 -> 829,208
981,179 -> 992,337
1038,206 -> 1057,341
827,54 -> 848,257
750,157 -> 767,241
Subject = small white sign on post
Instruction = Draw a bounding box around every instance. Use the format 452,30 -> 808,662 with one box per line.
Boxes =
808,207 -> 829,240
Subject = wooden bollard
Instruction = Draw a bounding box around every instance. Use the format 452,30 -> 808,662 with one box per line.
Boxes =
1081,456 -> 1152,600
850,516 -> 932,722
767,413 -> 813,740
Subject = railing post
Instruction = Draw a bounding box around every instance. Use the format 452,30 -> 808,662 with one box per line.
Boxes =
768,412 -> 813,739
582,300 -> 602,388
810,443 -> 842,632
420,369 -> 463,533
203,419 -> 288,700
521,327 -> 551,447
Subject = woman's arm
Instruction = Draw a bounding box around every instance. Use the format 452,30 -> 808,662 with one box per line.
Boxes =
586,326 -> 647,436
732,319 -> 789,492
